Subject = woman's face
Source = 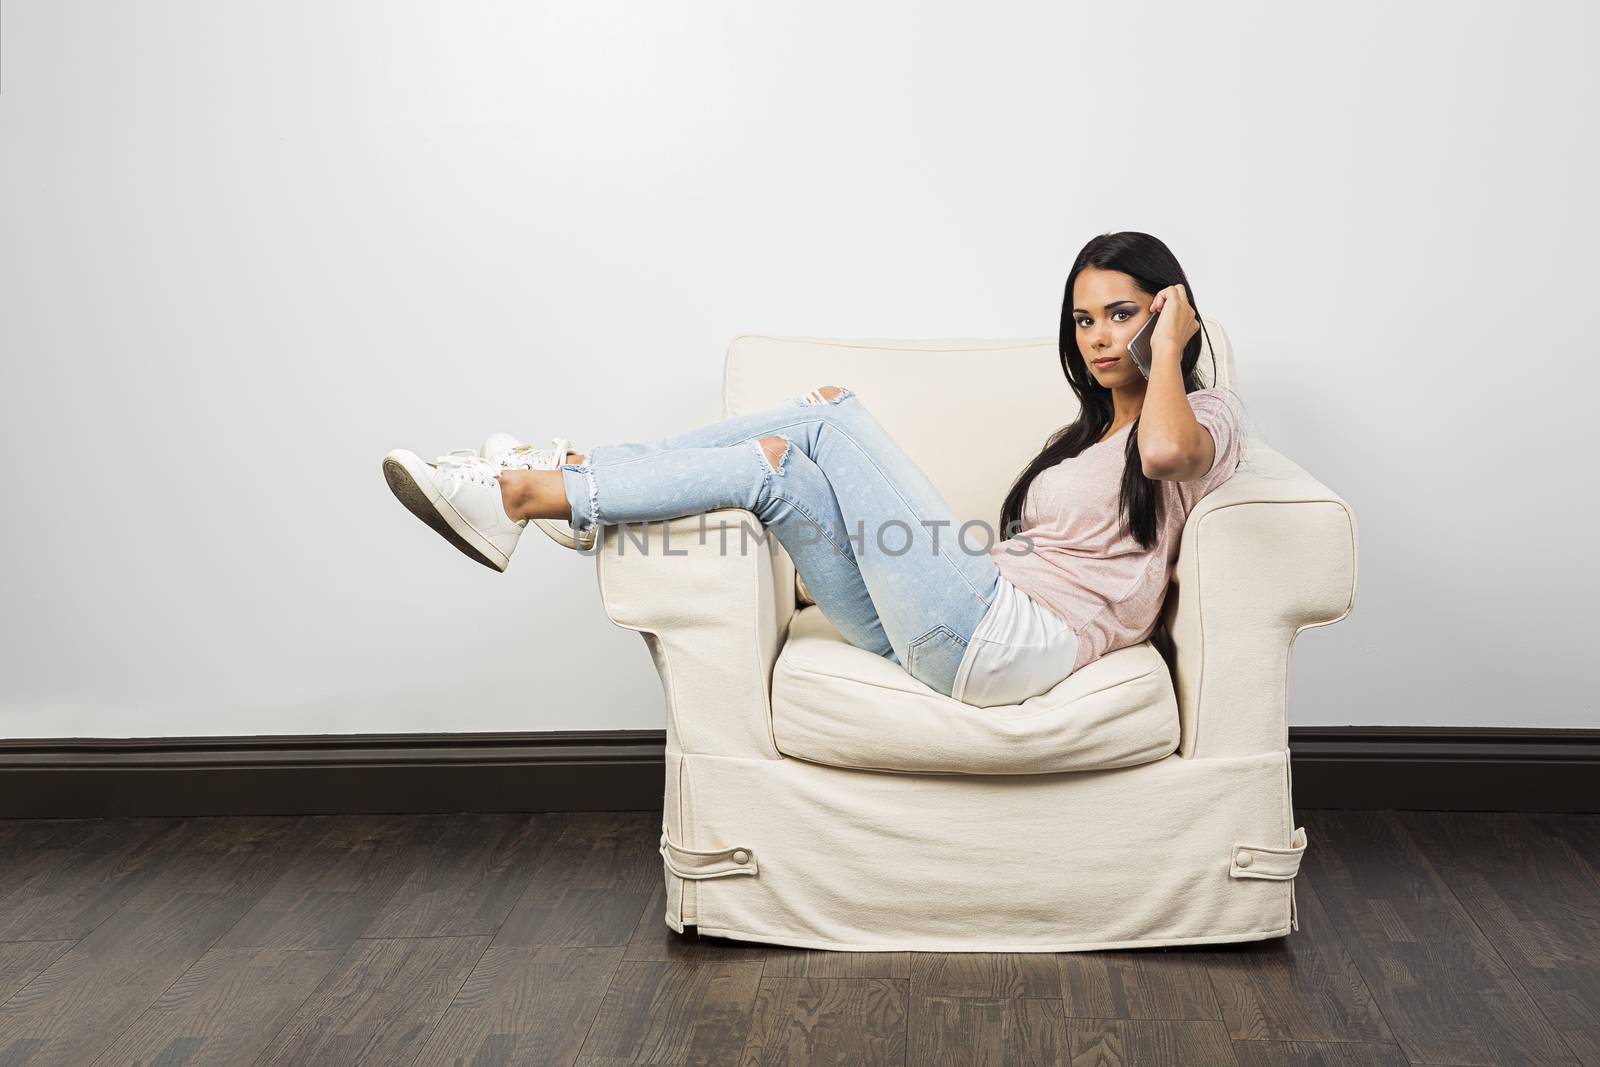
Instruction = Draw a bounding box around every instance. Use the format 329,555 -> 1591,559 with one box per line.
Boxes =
1071,266 -> 1152,385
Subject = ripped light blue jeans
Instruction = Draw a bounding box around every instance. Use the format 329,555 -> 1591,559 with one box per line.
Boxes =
559,386 -> 1002,698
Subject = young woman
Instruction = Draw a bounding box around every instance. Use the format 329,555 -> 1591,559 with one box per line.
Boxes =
381,231 -> 1244,708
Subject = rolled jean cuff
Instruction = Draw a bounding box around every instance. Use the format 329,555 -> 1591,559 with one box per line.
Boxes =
560,463 -> 599,532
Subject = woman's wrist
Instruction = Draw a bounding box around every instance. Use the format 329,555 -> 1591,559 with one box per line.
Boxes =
1152,340 -> 1185,366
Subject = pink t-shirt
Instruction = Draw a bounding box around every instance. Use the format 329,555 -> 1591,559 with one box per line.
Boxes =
989,388 -> 1244,673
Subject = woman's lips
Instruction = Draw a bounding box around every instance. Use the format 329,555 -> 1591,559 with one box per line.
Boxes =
1092,357 -> 1118,367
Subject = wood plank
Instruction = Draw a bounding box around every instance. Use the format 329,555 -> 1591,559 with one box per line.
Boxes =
763,945 -> 913,980
495,811 -> 660,948
1300,809 -> 1575,1066
408,945 -> 625,1066
575,959 -> 764,1064
0,816 -> 182,940
1539,814 -> 1600,1067
1230,1038 -> 1411,1066
253,935 -> 490,1065
1397,811 -> 1600,1067
739,976 -> 908,1066
912,953 -> 1061,999
908,994 -> 1066,1065
0,820 -> 100,903
1063,1017 -> 1239,1065
1200,875 -> 1393,1042
212,814 -> 448,951
362,812 -> 564,938
88,947 -> 343,1066
1059,948 -> 1220,1020
0,816 -> 305,1067
0,942 -> 74,1005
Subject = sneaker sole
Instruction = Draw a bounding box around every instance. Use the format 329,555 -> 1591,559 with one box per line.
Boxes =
382,450 -> 511,572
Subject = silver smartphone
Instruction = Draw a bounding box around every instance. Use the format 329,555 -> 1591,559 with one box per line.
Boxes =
1127,311 -> 1159,379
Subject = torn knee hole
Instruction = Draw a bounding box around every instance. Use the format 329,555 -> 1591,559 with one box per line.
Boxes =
759,435 -> 789,472
798,385 -> 849,405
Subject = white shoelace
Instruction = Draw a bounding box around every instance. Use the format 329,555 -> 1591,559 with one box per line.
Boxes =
494,437 -> 573,471
431,450 -> 501,489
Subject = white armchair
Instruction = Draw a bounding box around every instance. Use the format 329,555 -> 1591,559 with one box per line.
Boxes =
594,329 -> 1358,952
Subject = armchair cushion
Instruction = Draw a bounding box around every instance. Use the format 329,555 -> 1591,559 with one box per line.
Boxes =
770,606 -> 1181,775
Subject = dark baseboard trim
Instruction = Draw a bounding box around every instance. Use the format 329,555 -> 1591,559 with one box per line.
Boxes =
1,727 -> 1596,818
1287,726 -> 1599,814
0,731 -> 668,819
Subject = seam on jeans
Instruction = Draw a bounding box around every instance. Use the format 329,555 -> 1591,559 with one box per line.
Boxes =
582,465 -> 601,529
909,623 -> 968,658
906,624 -> 967,696
768,484 -> 853,564
806,404 -> 993,607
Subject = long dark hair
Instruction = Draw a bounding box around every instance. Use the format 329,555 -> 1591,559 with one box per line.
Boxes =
997,231 -> 1224,550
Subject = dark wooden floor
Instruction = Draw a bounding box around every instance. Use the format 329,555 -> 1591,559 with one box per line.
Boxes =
0,808 -> 1594,1066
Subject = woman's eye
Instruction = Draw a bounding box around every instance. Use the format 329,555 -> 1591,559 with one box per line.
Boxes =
1076,312 -> 1131,328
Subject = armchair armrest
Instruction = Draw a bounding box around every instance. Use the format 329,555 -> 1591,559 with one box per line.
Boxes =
1161,440 -> 1359,759
595,508 -> 797,759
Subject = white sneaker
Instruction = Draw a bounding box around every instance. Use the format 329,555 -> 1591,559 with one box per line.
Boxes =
479,433 -> 597,551
381,448 -> 527,572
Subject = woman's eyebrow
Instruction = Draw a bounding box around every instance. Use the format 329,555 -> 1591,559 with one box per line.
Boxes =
1071,300 -> 1139,314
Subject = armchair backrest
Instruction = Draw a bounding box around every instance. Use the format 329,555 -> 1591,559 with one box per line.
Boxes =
722,322 -> 1237,532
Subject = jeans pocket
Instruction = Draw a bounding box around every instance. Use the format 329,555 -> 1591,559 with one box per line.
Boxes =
906,623 -> 969,698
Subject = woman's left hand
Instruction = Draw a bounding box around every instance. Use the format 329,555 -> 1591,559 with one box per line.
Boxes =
1150,284 -> 1200,355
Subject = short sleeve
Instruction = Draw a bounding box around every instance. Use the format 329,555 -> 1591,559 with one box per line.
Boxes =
1186,388 -> 1242,496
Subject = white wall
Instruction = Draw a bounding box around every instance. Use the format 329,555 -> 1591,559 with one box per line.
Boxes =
3,0 -> 1595,737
